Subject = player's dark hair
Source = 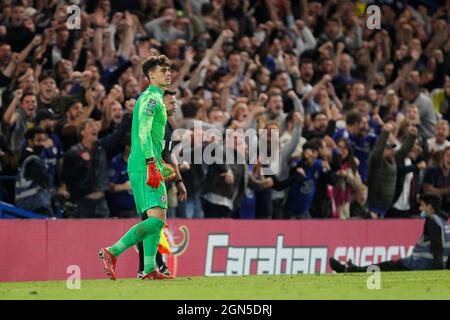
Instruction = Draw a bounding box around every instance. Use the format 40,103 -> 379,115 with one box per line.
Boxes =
142,55 -> 171,81
25,127 -> 46,141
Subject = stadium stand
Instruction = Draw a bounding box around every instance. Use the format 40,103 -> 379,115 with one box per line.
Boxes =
0,0 -> 449,220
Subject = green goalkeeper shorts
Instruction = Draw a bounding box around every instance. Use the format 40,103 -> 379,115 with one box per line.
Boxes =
128,171 -> 168,213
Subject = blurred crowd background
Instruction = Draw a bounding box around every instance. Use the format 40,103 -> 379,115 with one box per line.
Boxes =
0,0 -> 449,220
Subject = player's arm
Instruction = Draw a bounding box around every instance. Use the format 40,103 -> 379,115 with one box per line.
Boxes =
136,94 -> 158,159
137,95 -> 163,188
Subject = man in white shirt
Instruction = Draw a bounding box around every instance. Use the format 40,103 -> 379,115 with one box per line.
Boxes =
427,119 -> 450,155
389,138 -> 427,217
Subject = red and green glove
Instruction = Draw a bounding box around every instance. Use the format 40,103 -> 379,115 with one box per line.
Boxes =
146,158 -> 163,188
161,159 -> 176,182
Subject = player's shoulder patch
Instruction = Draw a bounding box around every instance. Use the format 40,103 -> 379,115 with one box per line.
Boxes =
143,98 -> 157,116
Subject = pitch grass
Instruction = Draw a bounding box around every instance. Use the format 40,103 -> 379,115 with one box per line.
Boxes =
1,271 -> 450,300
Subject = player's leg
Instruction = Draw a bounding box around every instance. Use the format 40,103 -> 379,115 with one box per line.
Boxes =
100,213 -> 164,259
137,212 -> 146,278
141,209 -> 173,279
142,241 -> 171,276
138,207 -> 164,276
142,207 -> 165,275
138,213 -> 171,276
99,214 -> 163,279
137,219 -> 170,277
141,181 -> 171,277
99,172 -> 164,280
108,172 -> 165,255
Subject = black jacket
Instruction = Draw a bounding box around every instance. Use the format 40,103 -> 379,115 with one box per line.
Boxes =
62,142 -> 110,200
368,130 -> 416,210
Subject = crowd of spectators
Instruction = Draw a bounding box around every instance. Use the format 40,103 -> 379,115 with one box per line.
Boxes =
0,0 -> 449,219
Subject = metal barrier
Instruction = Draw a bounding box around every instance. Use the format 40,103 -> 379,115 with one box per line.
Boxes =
0,201 -> 48,219
0,175 -> 60,219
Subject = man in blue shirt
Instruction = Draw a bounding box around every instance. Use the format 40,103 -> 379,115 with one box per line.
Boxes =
285,143 -> 331,219
333,111 -> 377,183
107,133 -> 137,218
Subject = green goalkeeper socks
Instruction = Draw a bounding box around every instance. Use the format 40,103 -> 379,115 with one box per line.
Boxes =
143,231 -> 161,274
109,216 -> 165,257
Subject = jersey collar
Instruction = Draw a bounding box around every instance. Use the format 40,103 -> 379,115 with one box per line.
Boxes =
147,85 -> 165,96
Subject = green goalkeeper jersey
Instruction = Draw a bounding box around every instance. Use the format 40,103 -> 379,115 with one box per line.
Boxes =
128,85 -> 167,173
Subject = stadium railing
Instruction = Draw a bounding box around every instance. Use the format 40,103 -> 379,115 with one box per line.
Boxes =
0,201 -> 48,219
0,175 -> 60,219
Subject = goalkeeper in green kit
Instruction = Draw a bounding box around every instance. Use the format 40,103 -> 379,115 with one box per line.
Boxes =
99,55 -> 175,280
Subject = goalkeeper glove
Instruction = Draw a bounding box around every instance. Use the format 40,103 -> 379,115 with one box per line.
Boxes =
161,159 -> 176,182
146,158 -> 163,188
